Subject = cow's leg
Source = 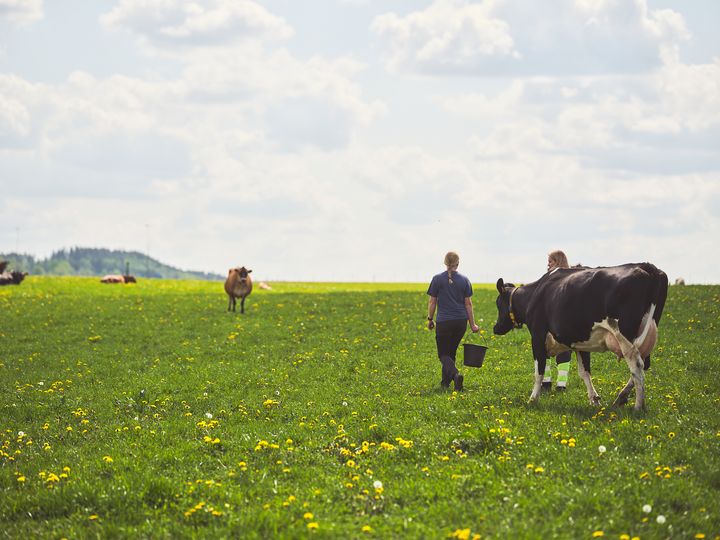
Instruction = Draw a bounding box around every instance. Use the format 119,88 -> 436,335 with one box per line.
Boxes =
531,358 -> 547,402
227,296 -> 232,312
612,377 -> 634,407
240,296 -> 245,314
576,351 -> 600,405
530,333 -> 548,403
231,297 -> 236,312
616,352 -> 645,410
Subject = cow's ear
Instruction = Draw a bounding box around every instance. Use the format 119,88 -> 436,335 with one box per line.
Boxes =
248,269 -> 252,273
496,278 -> 504,294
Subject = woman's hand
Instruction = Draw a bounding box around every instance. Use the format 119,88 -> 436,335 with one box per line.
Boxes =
471,323 -> 479,333
428,319 -> 435,330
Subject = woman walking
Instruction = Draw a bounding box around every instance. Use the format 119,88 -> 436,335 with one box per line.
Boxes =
427,251 -> 480,391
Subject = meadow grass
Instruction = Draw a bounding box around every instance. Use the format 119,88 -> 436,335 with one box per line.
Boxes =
1,277 -> 719,539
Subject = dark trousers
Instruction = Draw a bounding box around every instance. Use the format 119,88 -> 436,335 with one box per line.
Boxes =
556,351 -> 571,364
435,319 -> 467,385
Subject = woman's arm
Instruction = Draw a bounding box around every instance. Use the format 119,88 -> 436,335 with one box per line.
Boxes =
427,296 -> 437,329
464,297 -> 480,333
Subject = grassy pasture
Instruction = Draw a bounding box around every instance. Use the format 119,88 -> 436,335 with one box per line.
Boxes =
1,277 -> 719,539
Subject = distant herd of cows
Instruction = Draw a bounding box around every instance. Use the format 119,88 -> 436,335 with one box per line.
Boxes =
2,259 -> 688,410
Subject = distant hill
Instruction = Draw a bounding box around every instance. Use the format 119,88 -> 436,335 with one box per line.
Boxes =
0,247 -> 223,281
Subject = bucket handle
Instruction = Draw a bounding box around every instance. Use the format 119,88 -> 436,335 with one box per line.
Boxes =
464,329 -> 489,348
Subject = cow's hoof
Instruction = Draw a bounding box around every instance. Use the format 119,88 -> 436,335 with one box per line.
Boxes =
611,393 -> 629,408
590,395 -> 601,406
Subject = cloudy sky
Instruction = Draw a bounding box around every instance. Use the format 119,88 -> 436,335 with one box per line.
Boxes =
1,0 -> 718,283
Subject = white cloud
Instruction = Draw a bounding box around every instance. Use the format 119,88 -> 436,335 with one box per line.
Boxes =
101,0 -> 293,46
2,2 -> 719,283
0,0 -> 42,25
372,0 -> 517,74
372,0 -> 689,76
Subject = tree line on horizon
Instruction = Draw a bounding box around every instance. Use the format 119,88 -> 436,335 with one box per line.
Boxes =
0,247 -> 223,281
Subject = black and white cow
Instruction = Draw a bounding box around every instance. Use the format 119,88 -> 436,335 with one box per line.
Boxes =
493,263 -> 668,410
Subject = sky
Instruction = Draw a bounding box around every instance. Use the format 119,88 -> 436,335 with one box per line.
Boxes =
1,0 -> 719,284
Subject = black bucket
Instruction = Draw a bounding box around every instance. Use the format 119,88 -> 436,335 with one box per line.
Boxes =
463,343 -> 487,368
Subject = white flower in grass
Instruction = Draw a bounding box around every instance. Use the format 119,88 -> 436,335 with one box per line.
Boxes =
656,515 -> 666,524
205,412 -> 213,419
643,504 -> 652,514
373,480 -> 383,490
342,401 -> 348,407
598,445 -> 606,453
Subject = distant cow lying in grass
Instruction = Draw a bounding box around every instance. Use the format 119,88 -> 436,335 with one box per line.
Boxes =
100,275 -> 137,284
225,266 -> 252,313
0,269 -> 28,286
493,262 -> 668,410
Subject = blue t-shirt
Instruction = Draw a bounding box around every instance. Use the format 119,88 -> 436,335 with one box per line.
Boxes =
427,270 -> 473,322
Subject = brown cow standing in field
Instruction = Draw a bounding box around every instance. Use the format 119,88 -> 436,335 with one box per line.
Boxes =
225,266 -> 253,313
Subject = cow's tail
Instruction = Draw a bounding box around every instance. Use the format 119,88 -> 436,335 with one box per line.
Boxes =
651,267 -> 669,328
635,263 -> 669,370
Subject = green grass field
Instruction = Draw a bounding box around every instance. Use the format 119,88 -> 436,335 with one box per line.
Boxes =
1,277 -> 719,539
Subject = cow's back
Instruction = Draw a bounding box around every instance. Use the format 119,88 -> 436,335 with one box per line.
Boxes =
529,263 -> 667,345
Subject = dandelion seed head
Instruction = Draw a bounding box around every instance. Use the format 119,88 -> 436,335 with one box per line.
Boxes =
598,445 -> 606,453
657,515 -> 666,524
643,504 -> 652,513
373,480 -> 383,489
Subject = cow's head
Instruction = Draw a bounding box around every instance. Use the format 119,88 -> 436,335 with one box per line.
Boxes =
12,271 -> 28,284
230,266 -> 252,283
493,278 -> 518,335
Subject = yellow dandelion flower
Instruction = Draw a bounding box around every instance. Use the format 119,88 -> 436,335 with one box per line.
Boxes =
102,456 -> 113,463
17,475 -> 26,483
361,525 -> 373,533
304,512 -> 314,520
534,467 -> 544,474
346,460 -> 356,468
89,514 -> 99,521
591,531 -> 604,537
694,535 -> 705,539
307,522 -> 319,530
451,528 -> 471,540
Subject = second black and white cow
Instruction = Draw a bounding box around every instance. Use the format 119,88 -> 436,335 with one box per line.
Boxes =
493,263 -> 668,410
